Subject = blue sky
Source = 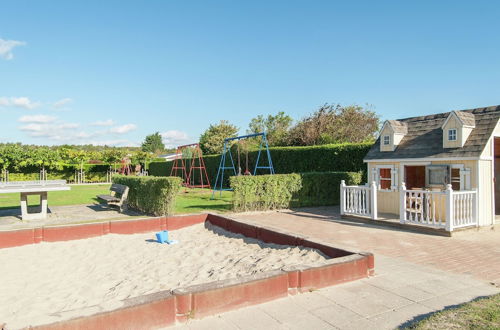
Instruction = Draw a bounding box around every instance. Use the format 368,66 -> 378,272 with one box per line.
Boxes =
1,0 -> 499,147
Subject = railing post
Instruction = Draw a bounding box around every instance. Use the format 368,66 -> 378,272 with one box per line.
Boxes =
340,180 -> 346,215
400,182 -> 407,224
445,184 -> 454,232
473,188 -> 478,227
370,181 -> 377,220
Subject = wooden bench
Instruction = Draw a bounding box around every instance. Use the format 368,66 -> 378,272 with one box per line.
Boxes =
97,183 -> 129,212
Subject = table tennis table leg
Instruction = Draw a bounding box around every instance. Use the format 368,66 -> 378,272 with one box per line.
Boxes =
40,192 -> 48,219
20,192 -> 28,220
20,191 -> 48,221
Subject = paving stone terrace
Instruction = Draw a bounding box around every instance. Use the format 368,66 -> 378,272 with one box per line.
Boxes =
169,206 -> 500,330
0,204 -> 145,230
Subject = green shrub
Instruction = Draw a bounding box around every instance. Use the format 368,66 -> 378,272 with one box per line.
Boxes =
8,173 -> 41,181
230,174 -> 302,212
292,171 -> 363,207
148,142 -> 371,187
112,175 -> 182,216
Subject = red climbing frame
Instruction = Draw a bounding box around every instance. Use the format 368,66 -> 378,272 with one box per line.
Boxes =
170,143 -> 211,188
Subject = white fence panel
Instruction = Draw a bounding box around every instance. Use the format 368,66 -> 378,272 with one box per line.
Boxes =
340,181 -> 376,219
401,187 -> 447,228
400,183 -> 477,232
452,190 -> 477,229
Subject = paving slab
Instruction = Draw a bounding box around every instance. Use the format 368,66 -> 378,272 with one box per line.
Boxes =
221,304 -> 287,330
167,207 -> 499,329
0,204 -> 143,230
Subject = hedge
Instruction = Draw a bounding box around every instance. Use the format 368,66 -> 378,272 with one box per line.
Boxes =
149,142 -> 371,187
292,171 -> 363,207
8,172 -> 108,183
112,175 -> 182,216
230,174 -> 302,212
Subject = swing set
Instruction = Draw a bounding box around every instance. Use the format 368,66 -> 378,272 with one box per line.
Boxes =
212,132 -> 274,198
170,143 -> 211,188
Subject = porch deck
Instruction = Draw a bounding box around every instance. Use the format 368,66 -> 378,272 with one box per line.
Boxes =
341,212 -> 478,237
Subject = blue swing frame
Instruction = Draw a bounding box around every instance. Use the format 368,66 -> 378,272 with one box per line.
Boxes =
211,132 -> 275,198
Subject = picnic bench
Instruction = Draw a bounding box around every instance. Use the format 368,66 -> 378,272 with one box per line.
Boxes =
97,183 -> 129,212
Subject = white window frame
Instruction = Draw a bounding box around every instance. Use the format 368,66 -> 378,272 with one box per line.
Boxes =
448,129 -> 457,141
451,164 -> 471,190
383,135 -> 390,145
372,165 -> 397,191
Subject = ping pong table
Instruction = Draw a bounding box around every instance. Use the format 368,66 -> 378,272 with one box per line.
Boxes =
0,180 -> 71,220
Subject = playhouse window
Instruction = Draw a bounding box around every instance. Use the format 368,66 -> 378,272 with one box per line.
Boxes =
426,165 -> 449,187
383,135 -> 390,145
379,168 -> 392,189
448,129 -> 457,141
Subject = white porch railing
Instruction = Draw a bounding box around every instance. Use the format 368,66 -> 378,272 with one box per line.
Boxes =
340,181 -> 478,232
400,183 -> 477,231
451,190 -> 477,229
340,181 -> 378,220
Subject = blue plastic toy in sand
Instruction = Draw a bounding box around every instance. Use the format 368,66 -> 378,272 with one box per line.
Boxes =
156,230 -> 169,244
155,230 -> 179,244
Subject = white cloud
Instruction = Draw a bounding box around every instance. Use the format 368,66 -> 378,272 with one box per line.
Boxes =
90,119 -> 115,127
18,115 -> 57,123
58,122 -> 80,129
20,118 -> 82,141
53,98 -> 73,108
0,96 -> 41,109
0,38 -> 26,60
110,124 -> 137,134
82,139 -> 137,147
160,130 -> 191,148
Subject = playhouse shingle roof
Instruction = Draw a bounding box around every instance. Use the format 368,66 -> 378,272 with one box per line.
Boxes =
364,105 -> 500,161
386,120 -> 408,134
454,111 -> 476,127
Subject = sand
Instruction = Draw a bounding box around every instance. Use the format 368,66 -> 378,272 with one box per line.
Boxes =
0,223 -> 329,329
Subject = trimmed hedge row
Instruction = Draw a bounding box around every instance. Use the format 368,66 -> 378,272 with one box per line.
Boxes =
6,164 -> 116,183
292,171 -> 363,207
112,175 -> 182,216
149,142 -> 371,187
230,171 -> 363,212
8,172 -> 108,183
230,174 -> 302,212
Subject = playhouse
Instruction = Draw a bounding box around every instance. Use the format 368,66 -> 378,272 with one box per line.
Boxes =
341,105 -> 500,232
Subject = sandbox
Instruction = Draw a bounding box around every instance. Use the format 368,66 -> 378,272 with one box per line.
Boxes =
0,214 -> 374,329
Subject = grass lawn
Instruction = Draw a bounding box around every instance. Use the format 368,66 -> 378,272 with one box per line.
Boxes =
0,184 -> 110,211
0,184 -> 232,214
174,188 -> 232,214
407,293 -> 500,329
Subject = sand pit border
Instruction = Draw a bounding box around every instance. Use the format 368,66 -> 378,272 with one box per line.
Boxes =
0,213 -> 374,329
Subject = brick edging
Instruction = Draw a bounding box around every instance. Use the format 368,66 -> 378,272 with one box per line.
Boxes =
2,213 -> 374,329
0,214 -> 208,249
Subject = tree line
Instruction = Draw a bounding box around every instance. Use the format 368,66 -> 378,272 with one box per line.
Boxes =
197,103 -> 380,154
0,144 -> 154,172
1,103 -> 380,172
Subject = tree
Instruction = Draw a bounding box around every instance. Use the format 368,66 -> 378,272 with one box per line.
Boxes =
288,104 -> 380,146
101,149 -> 126,170
199,120 -> 238,154
247,111 -> 293,146
141,132 -> 165,155
131,150 -> 154,170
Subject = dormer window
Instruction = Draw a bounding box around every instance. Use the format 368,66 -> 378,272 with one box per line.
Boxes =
379,120 -> 407,152
448,129 -> 457,141
441,111 -> 475,148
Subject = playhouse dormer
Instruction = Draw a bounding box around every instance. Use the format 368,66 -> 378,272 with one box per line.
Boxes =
379,120 -> 407,152
441,111 -> 475,148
